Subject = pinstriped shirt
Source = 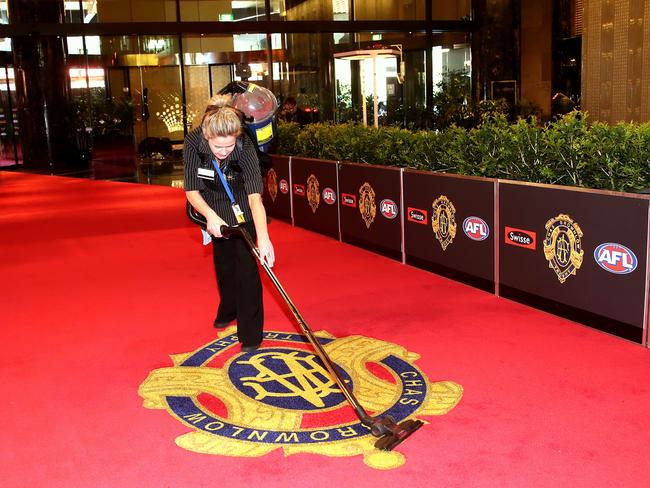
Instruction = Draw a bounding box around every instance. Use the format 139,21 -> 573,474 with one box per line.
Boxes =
183,127 -> 263,226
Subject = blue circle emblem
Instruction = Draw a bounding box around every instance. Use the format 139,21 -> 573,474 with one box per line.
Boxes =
228,347 -> 353,411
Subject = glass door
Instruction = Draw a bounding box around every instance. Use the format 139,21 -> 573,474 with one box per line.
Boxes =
209,63 -> 235,97
0,65 -> 20,166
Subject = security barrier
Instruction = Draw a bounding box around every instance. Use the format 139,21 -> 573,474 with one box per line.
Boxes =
498,181 -> 649,343
403,171 -> 495,293
338,162 -> 402,261
268,155 -> 650,345
290,157 -> 339,239
263,155 -> 292,222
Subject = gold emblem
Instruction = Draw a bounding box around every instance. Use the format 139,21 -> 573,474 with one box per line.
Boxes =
543,213 -> 584,283
359,182 -> 376,229
239,351 -> 344,407
307,174 -> 320,213
266,168 -> 278,202
138,329 -> 463,470
431,195 -> 457,250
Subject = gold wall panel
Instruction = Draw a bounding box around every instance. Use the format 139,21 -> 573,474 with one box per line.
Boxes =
582,0 -> 650,123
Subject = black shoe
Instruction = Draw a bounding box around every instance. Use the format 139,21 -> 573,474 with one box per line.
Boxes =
214,318 -> 235,329
241,343 -> 260,353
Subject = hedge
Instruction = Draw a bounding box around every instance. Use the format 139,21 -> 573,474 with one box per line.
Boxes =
275,112 -> 650,193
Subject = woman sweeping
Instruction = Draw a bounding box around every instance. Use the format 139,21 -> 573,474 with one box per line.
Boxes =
183,95 -> 274,352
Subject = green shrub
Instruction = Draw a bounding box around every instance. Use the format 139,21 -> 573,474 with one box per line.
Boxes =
276,112 -> 650,192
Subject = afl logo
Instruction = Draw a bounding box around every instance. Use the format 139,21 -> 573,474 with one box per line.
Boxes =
463,216 -> 489,241
594,243 -> 638,274
138,329 -> 463,470
279,179 -> 289,194
380,199 -> 398,219
322,187 -> 336,205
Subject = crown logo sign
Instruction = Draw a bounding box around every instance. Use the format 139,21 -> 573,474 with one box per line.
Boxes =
155,95 -> 198,134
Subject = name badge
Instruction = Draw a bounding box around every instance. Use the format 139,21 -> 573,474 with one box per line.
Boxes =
198,168 -> 215,179
232,204 -> 246,224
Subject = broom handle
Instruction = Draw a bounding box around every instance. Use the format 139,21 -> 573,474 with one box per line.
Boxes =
221,225 -> 374,426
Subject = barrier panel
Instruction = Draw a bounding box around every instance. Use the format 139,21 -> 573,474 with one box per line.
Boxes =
338,162 -> 402,261
403,170 -> 496,293
499,181 -> 649,343
290,157 -> 339,239
263,154 -> 292,222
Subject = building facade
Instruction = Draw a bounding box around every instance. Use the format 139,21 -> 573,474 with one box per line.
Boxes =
2,0 -> 639,172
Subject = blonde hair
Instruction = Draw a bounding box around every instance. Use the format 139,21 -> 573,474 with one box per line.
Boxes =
201,94 -> 242,139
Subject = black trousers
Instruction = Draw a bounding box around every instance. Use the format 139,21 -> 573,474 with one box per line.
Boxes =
212,221 -> 263,346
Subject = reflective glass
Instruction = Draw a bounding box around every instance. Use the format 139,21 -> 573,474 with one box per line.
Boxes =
355,0 -> 424,20
431,32 -> 471,89
272,33 -> 335,123
334,32 -> 426,126
67,36 -> 101,55
0,66 -> 20,165
94,0 -> 177,22
180,0 -> 266,22
431,0 -> 471,20
275,0 -> 351,21
65,1 -> 98,23
0,1 -> 9,23
182,34 -> 272,127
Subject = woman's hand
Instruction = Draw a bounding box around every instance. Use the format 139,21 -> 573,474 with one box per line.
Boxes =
257,236 -> 275,268
186,191 -> 227,238
206,214 -> 228,238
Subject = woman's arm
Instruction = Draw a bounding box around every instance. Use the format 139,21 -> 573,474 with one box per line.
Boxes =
186,190 -> 227,238
248,192 -> 275,267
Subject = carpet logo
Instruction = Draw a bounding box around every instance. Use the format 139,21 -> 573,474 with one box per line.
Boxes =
139,329 -> 462,470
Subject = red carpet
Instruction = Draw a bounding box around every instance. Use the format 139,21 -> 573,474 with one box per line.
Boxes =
1,172 -> 650,487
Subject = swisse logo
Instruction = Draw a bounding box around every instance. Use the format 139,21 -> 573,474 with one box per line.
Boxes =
342,193 -> 356,207
322,187 -> 336,205
279,179 -> 289,194
505,226 -> 536,250
380,199 -> 398,219
594,243 -> 638,274
408,207 -> 428,224
463,216 -> 489,241
293,184 -> 305,196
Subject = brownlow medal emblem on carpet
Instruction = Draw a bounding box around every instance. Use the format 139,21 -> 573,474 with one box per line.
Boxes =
307,174 -> 320,213
358,182 -> 376,229
138,329 -> 462,470
431,195 -> 457,250
266,168 -> 278,202
543,213 -> 584,283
